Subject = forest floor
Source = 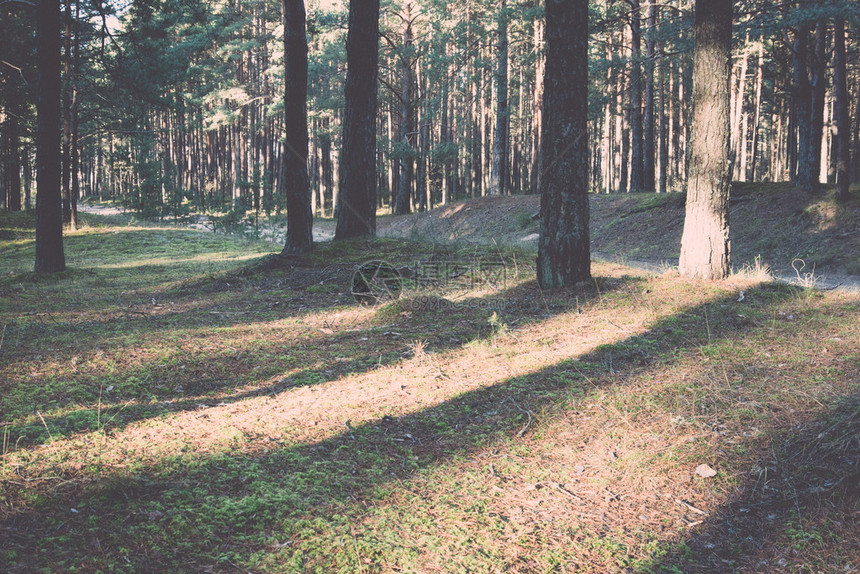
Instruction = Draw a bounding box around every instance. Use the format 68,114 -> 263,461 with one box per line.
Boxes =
2,187 -> 859,572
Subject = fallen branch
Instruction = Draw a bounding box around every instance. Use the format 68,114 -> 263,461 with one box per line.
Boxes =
676,499 -> 708,515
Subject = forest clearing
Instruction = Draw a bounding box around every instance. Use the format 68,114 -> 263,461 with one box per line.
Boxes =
2,186 -> 860,571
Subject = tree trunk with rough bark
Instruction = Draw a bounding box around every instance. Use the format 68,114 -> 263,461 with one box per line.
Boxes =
5,103 -> 22,211
809,19 -> 827,186
395,1 -> 413,215
334,0 -> 380,240
537,0 -> 590,289
281,0 -> 313,255
628,0 -> 644,192
793,24 -> 814,190
750,41 -> 763,181
529,19 -> 544,195
679,0 -> 731,281
643,0 -> 657,192
489,0 -> 508,196
833,18 -> 850,202
36,0 -> 66,273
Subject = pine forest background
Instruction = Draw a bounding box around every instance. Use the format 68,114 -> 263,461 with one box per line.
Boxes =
1,0 -> 859,225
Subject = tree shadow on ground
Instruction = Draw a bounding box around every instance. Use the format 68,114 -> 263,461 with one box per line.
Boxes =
5,281 -> 848,571
1,234 -> 539,360
3,274 -> 646,449
649,394 -> 860,573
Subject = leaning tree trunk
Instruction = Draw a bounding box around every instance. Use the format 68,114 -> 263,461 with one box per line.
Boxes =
281,0 -> 313,255
334,0 -> 380,240
833,18 -> 851,202
35,0 -> 66,273
536,0 -> 590,289
678,0 -> 731,281
489,0 -> 508,196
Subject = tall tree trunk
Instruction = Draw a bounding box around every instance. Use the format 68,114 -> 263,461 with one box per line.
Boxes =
489,0 -> 508,196
730,37 -> 749,181
601,38 -> 613,193
417,62 -> 429,211
658,36 -> 669,193
643,0 -> 657,192
5,104 -> 22,211
529,18 -> 544,195
69,0 -> 79,230
628,0 -> 645,192
36,0 -> 66,273
620,26 -> 631,192
749,41 -> 763,181
23,136 -> 32,210
62,0 -> 72,225
670,56 -> 681,187
679,0 -> 731,280
537,0 -> 590,289
854,75 -> 860,183
809,19 -> 827,186
833,18 -> 850,202
334,0 -> 380,240
827,83 -> 837,184
395,1 -> 413,215
281,0 -> 313,255
793,23 -> 814,190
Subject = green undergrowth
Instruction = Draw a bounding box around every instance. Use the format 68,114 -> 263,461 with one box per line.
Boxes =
1,211 -> 858,572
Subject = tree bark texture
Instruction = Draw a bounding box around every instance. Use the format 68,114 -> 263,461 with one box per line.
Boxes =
679,0 -> 731,281
36,0 -> 66,273
395,1 -> 414,215
281,0 -> 313,255
809,19 -> 827,186
537,0 -> 590,289
643,0 -> 657,192
489,0 -> 508,196
793,23 -> 814,190
5,106 -> 22,211
335,0 -> 380,240
833,18 -> 850,202
628,0 -> 645,192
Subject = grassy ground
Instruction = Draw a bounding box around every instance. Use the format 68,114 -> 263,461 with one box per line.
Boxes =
1,210 -> 859,572
378,183 -> 860,279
